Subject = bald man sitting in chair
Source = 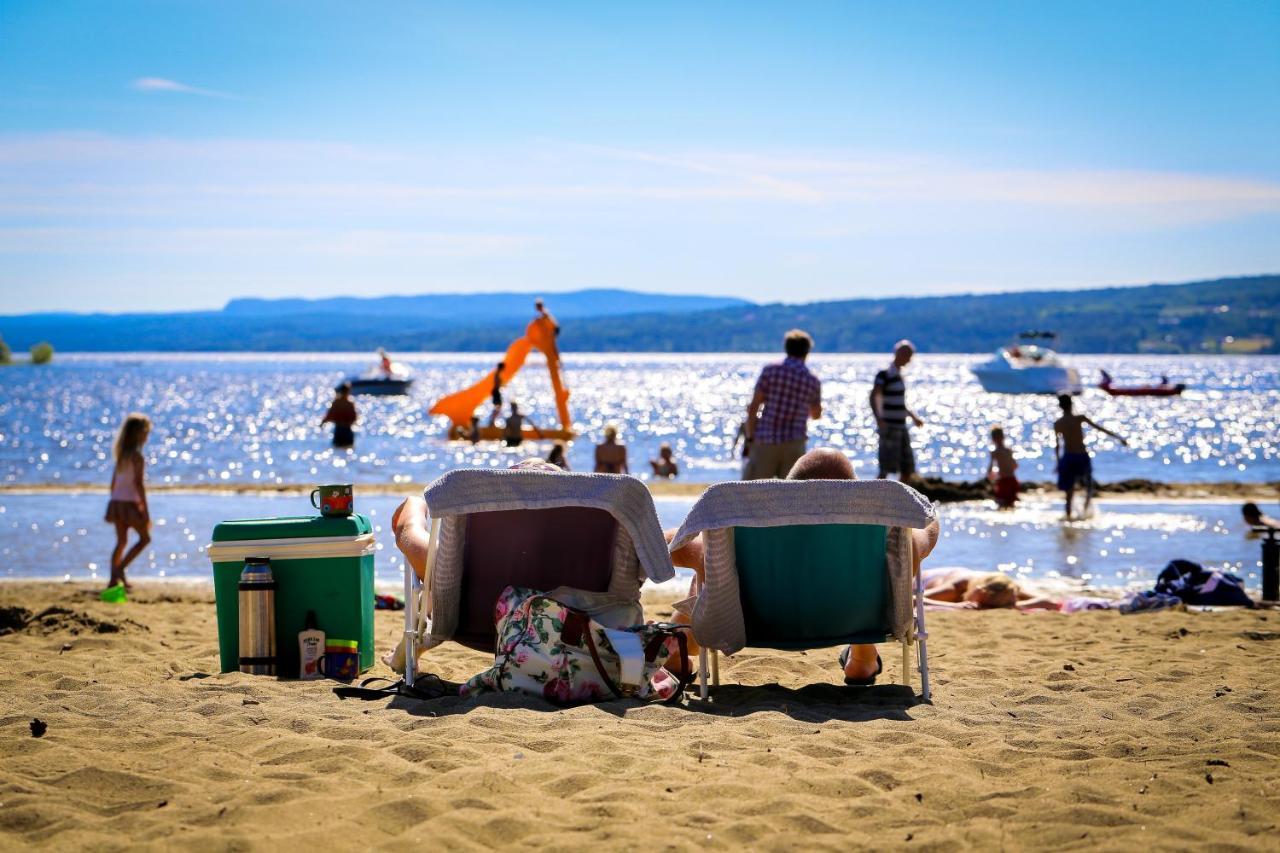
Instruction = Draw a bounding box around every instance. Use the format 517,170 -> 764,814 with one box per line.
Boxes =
666,448 -> 939,685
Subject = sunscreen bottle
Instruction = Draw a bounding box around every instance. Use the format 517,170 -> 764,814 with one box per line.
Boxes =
298,611 -> 325,680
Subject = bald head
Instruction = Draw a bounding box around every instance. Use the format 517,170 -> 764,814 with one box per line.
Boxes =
787,448 -> 856,481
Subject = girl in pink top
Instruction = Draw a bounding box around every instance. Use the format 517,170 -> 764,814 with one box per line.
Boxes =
104,413 -> 151,590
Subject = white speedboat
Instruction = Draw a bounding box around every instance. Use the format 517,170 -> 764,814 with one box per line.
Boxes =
971,332 -> 1082,395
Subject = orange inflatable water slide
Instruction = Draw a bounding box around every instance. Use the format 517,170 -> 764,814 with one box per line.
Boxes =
429,316 -> 574,441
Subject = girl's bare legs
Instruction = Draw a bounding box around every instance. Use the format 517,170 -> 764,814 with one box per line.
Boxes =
109,521 -> 130,588
114,521 -> 151,589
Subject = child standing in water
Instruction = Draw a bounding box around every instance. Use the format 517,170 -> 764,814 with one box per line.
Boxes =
1054,394 -> 1128,520
105,413 -> 152,590
322,383 -> 357,448
986,426 -> 1019,509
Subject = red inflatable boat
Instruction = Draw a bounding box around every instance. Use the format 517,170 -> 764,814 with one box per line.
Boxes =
1098,370 -> 1185,397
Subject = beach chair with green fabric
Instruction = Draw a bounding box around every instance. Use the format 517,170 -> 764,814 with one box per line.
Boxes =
668,478 -> 936,700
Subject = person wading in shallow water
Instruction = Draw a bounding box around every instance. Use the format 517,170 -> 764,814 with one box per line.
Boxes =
1053,394 -> 1128,520
871,339 -> 924,481
322,383 -> 358,449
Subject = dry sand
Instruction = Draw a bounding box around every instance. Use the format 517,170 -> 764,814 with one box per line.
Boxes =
2,582 -> 1278,850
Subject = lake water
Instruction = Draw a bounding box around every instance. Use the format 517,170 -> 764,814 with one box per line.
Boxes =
0,492 -> 1268,594
1,352 -> 1277,487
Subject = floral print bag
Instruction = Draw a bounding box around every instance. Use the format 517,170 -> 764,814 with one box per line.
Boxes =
461,585 -> 693,705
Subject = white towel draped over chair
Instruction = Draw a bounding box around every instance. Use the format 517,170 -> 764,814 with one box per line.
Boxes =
668,478 -> 937,700
391,468 -> 676,684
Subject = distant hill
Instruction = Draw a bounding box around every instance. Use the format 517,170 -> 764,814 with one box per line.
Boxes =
223,288 -> 750,321
550,275 -> 1280,355
0,289 -> 750,353
1,277 -> 1276,353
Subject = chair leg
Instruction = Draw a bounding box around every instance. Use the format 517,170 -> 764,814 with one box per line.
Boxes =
711,649 -> 720,688
912,538 -> 932,701
901,641 -> 911,689
404,558 -> 417,687
698,647 -> 708,700
918,636 -> 931,702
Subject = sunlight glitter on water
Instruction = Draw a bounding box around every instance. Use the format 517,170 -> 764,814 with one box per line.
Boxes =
0,352 -> 1276,486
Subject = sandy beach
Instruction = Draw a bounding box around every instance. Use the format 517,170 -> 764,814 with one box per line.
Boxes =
2,582 -> 1277,850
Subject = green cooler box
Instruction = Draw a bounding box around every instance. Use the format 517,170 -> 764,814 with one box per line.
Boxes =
207,515 -> 376,676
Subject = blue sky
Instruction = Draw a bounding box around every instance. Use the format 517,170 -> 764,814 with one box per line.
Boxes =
1,1 -> 1278,313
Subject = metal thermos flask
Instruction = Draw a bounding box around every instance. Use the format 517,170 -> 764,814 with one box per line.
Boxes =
238,557 -> 277,675
1262,530 -> 1279,603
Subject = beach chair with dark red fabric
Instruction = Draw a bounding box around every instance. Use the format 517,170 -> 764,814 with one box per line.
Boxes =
390,467 -> 676,685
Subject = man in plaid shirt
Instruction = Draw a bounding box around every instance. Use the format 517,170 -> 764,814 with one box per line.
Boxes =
743,329 -> 823,479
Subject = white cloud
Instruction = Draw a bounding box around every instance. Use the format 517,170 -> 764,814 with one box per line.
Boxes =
131,77 -> 237,100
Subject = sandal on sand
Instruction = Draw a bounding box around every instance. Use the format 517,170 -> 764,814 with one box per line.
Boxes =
838,647 -> 882,686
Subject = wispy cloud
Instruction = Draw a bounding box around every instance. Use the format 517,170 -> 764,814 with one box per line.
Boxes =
1,132 -> 1278,301
0,226 -> 532,258
2,133 -> 1277,228
131,77 -> 238,100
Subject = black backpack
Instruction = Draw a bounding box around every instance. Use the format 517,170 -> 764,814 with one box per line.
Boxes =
1155,559 -> 1254,607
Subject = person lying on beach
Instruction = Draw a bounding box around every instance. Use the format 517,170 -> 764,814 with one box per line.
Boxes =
919,567 -> 1059,610
666,448 -> 940,685
1242,502 -> 1280,532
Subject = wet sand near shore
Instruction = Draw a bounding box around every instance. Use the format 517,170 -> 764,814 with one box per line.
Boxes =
2,582 -> 1278,850
2,478 -> 1277,503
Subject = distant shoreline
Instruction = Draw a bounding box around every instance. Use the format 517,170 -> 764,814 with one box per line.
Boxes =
3,478 -> 1275,503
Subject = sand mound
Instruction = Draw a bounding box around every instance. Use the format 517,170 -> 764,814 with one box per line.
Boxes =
0,604 -> 146,637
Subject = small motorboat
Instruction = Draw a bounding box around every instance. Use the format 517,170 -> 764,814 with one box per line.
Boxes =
343,350 -> 414,396
971,331 -> 1082,395
346,373 -> 413,396
1098,370 -> 1184,397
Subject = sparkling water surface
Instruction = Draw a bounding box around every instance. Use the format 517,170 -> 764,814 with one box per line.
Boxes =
1,352 -> 1277,486
0,492 -> 1270,594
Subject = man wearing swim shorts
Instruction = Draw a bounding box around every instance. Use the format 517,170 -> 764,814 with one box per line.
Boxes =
1053,394 -> 1128,520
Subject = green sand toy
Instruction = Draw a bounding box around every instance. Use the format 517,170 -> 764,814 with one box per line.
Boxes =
100,583 -> 128,604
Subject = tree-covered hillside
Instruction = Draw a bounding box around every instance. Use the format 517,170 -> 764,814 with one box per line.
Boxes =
1,276 -> 1275,353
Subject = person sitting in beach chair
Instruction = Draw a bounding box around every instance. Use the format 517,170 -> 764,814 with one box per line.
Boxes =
387,459 -> 676,682
667,448 -> 939,690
